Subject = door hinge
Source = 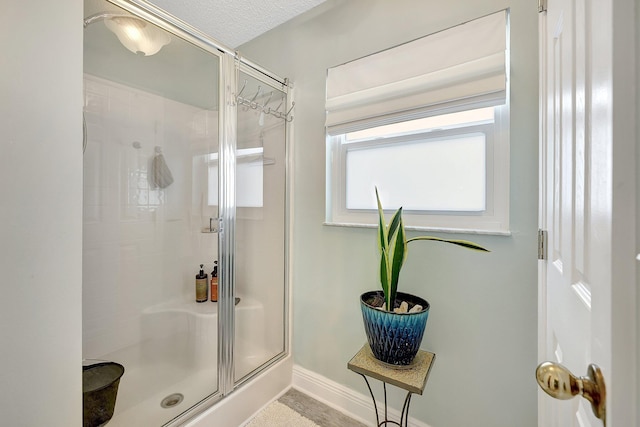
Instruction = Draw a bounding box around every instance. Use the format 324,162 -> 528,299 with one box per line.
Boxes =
538,229 -> 548,260
538,0 -> 547,13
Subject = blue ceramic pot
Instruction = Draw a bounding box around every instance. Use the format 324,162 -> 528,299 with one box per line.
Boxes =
360,291 -> 430,366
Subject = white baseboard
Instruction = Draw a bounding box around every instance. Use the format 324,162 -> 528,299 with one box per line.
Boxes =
292,364 -> 432,427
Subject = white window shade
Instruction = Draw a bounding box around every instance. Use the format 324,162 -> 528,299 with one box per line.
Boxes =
326,10 -> 507,131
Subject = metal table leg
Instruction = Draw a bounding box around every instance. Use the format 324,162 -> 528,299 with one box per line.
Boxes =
400,390 -> 412,427
359,373 -> 380,426
358,374 -> 414,427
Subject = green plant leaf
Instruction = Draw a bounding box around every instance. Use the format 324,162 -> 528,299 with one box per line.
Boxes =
375,187 -> 388,255
388,216 -> 406,307
374,188 -> 489,312
406,236 -> 490,252
380,248 -> 391,308
387,207 -> 403,245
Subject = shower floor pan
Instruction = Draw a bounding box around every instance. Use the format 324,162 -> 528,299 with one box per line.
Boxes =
93,296 -> 274,426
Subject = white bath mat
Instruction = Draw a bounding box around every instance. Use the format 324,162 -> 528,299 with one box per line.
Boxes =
245,401 -> 320,427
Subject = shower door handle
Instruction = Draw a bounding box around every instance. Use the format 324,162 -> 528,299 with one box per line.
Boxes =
201,217 -> 219,233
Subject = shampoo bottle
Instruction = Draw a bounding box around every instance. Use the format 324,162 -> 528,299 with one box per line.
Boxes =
195,264 -> 208,303
210,261 -> 218,302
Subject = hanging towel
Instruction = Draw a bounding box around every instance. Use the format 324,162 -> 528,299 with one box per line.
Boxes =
152,146 -> 174,189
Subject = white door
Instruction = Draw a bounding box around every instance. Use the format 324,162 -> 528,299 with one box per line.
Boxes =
537,0 -> 636,426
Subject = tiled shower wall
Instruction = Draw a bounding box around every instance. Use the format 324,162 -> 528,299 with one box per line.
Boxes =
82,74 -> 219,358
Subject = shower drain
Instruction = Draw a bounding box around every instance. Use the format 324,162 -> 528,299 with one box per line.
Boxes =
161,393 -> 184,408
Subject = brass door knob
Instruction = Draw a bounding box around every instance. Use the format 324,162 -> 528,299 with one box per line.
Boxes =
536,361 -> 606,423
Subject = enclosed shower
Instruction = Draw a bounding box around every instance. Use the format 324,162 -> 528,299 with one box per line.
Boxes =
82,0 -> 291,425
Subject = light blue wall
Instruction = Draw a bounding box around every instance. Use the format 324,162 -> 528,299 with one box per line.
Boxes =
241,0 -> 539,425
0,1 -> 83,425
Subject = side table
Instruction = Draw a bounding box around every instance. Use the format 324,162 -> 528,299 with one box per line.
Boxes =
347,344 -> 435,427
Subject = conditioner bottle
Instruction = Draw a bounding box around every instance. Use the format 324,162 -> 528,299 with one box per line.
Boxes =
210,261 -> 218,302
195,264 -> 208,303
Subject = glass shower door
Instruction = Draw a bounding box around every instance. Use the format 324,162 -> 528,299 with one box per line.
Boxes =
233,70 -> 288,382
83,0 -> 222,424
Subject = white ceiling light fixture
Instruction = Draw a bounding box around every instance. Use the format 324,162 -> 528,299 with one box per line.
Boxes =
84,12 -> 171,56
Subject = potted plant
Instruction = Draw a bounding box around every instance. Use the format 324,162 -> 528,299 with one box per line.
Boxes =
360,188 -> 489,366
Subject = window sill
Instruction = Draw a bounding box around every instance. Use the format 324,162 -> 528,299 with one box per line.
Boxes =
323,221 -> 511,236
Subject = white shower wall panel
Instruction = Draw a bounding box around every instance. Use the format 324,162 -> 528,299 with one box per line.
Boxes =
83,74 -> 219,358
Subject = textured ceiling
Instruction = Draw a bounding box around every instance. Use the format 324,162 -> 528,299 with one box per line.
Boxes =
148,0 -> 328,48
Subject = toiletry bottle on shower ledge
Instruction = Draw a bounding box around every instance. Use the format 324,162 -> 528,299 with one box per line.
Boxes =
196,264 -> 208,303
210,261 -> 218,302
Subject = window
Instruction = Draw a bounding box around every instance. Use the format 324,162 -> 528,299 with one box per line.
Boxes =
325,10 -> 510,234
207,148 -> 264,207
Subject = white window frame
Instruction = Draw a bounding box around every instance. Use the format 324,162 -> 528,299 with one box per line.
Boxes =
325,103 -> 510,235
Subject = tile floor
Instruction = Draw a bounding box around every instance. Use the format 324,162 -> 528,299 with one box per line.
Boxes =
277,388 -> 368,427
